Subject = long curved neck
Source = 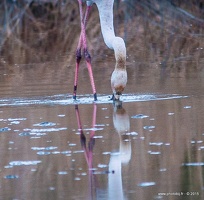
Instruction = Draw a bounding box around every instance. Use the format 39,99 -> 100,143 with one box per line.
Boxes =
95,0 -> 126,69
95,0 -> 115,49
113,37 -> 126,69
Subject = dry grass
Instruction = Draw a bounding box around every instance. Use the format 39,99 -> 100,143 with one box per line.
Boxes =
0,0 -> 203,69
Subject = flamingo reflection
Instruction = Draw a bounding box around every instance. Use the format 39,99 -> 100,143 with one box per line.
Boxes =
75,102 -> 131,200
75,104 -> 97,199
108,101 -> 131,200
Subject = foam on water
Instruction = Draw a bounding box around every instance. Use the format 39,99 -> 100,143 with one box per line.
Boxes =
4,175 -> 19,179
182,162 -> 204,166
144,126 -> 156,130
24,127 -> 67,133
9,160 -> 42,166
31,146 -> 58,150
37,151 -> 51,155
33,122 -> 56,127
138,182 -> 156,187
149,142 -> 163,146
0,127 -> 11,132
131,114 -> 149,119
58,171 -> 68,175
0,93 -> 188,106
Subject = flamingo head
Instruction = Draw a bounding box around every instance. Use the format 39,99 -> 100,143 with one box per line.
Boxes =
111,37 -> 127,100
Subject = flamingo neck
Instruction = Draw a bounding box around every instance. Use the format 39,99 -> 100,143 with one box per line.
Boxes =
113,37 -> 126,70
95,0 -> 126,70
95,0 -> 115,49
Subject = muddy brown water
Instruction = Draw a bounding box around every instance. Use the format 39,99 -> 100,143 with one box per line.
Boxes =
1,54 -> 204,199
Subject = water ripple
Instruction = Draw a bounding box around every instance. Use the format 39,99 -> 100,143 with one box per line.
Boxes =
131,114 -> 149,119
138,182 -> 156,187
4,175 -> 19,179
9,160 -> 42,166
24,127 -> 67,133
0,127 -> 11,132
0,93 -> 188,106
33,122 -> 56,127
182,162 -> 204,166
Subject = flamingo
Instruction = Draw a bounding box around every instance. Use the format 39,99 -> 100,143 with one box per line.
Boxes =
73,0 -> 127,101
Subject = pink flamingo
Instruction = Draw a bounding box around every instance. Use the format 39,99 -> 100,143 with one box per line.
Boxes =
73,0 -> 127,101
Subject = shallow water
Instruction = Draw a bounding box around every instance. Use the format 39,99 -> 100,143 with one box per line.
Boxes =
1,1 -> 204,200
1,68 -> 204,200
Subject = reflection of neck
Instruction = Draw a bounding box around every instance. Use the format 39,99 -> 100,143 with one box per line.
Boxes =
108,104 -> 132,199
108,153 -> 124,200
113,106 -> 130,133
113,105 -> 131,164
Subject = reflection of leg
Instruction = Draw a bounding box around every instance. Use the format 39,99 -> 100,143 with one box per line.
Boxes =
75,104 -> 97,169
80,133 -> 86,148
75,105 -> 86,148
88,104 -> 97,167
90,104 -> 97,138
88,138 -> 95,151
75,105 -> 82,130
75,104 -> 89,163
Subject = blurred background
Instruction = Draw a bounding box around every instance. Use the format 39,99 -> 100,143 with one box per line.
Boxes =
0,0 -> 203,98
0,0 -> 203,65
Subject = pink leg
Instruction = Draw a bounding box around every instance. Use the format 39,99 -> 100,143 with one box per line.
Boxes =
74,3 -> 91,99
81,6 -> 97,101
73,0 -> 83,100
73,0 -> 97,101
84,50 -> 97,101
73,47 -> 82,100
